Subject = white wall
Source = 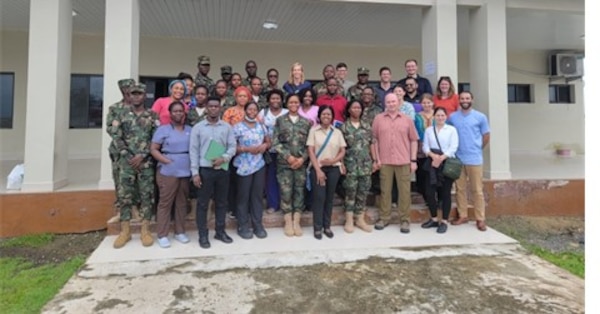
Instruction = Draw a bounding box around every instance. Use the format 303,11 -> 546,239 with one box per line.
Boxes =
0,30 -> 585,160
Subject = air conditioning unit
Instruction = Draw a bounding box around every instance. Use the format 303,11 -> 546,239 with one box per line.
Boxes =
549,53 -> 584,77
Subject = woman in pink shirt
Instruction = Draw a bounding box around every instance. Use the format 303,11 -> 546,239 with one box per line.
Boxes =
298,88 -> 319,126
152,80 -> 188,125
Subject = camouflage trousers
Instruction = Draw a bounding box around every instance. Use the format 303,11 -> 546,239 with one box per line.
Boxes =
343,174 -> 371,214
110,152 -> 139,210
276,166 -> 306,214
118,160 -> 154,221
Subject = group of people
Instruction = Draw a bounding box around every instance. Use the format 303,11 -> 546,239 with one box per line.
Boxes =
107,56 -> 491,250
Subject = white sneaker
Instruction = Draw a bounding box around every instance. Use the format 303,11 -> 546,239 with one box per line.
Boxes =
157,237 -> 171,248
174,233 -> 190,244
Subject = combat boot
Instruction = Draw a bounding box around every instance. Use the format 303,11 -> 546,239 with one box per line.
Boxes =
283,213 -> 294,237
292,212 -> 303,237
140,219 -> 154,247
113,221 -> 132,249
355,212 -> 373,233
344,212 -> 354,233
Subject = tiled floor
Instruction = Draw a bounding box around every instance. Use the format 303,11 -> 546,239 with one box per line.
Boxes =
0,153 -> 584,193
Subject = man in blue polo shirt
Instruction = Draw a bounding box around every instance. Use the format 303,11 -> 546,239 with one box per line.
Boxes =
448,91 -> 490,231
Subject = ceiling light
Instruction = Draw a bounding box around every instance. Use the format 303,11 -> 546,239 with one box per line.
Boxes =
72,10 -> 78,16
262,20 -> 278,30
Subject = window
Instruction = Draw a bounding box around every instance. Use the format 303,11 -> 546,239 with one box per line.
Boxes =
70,74 -> 104,128
549,85 -> 574,104
507,84 -> 532,103
0,72 -> 15,129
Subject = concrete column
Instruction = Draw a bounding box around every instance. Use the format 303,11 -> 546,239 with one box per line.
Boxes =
468,0 -> 511,179
21,0 -> 72,192
98,0 -> 140,189
421,0 -> 458,87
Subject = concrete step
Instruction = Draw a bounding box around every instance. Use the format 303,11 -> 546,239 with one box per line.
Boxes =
107,192 -> 468,235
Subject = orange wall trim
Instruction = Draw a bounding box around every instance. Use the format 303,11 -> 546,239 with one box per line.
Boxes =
0,190 -> 115,238
0,179 -> 584,237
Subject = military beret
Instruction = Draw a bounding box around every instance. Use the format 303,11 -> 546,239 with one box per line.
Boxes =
358,67 -> 370,75
129,83 -> 146,93
198,55 -> 211,65
221,65 -> 232,74
117,78 -> 135,89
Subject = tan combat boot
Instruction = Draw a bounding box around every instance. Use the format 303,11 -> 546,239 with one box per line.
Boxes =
113,221 -> 132,249
344,212 -> 354,233
292,212 -> 303,237
140,219 -> 154,247
283,213 -> 294,237
355,212 -> 373,233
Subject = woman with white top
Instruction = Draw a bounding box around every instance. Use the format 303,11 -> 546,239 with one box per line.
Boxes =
421,107 -> 459,233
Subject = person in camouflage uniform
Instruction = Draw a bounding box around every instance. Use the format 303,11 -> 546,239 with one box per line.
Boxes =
262,68 -> 281,98
195,55 -> 214,93
360,86 -> 383,127
220,65 -> 233,86
313,64 -> 345,98
272,93 -> 311,237
340,100 -> 375,233
347,67 -> 371,103
242,60 -> 267,89
214,80 -> 235,111
106,78 -> 135,214
249,77 -> 268,110
110,83 -> 157,249
187,85 -> 209,126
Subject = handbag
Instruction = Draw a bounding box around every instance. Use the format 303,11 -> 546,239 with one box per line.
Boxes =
306,128 -> 334,191
433,126 -> 463,180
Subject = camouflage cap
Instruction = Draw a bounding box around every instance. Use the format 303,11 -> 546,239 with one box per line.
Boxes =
221,65 -> 232,74
198,55 -> 211,65
358,67 -> 370,75
129,83 -> 146,93
117,78 -> 135,89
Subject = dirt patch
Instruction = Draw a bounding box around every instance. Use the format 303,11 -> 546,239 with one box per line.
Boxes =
487,216 -> 584,253
0,231 -> 105,265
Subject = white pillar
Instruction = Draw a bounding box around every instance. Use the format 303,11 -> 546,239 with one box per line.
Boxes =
468,0 -> 511,179
21,0 -> 72,192
98,0 -> 140,189
421,0 -> 458,86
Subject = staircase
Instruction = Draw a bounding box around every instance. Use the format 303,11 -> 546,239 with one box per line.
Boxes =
107,191 -> 467,235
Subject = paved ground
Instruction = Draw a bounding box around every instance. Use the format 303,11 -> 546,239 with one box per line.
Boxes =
42,223 -> 584,314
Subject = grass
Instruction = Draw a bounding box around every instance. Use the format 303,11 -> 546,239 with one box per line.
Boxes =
524,244 -> 585,278
0,233 -> 85,313
0,233 -> 55,248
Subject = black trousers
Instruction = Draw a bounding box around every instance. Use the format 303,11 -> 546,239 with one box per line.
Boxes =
196,167 -> 229,236
310,166 -> 341,231
236,166 -> 266,231
424,171 -> 454,220
228,160 -> 238,216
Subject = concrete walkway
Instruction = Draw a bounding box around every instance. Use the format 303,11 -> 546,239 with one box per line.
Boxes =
43,223 -> 584,314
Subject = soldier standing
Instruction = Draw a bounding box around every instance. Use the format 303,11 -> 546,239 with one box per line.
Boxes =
220,65 -> 233,86
111,83 -> 157,248
347,67 -> 371,103
272,93 -> 312,237
195,55 -> 214,93
106,78 -> 135,217
340,100 -> 376,233
313,64 -> 344,98
360,86 -> 382,127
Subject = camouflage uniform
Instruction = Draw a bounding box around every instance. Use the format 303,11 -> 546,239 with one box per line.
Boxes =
272,114 -> 312,214
340,120 -> 373,214
106,79 -> 136,209
347,83 -> 370,103
110,98 -> 157,221
186,106 -> 207,126
313,79 -> 345,98
195,55 -> 215,93
361,104 -> 383,128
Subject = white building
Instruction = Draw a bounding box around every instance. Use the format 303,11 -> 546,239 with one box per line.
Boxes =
0,0 -> 585,192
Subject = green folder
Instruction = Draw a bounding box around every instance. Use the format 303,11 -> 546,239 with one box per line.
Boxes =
205,139 -> 229,170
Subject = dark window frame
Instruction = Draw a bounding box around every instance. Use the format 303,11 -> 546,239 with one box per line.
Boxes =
0,72 -> 15,129
507,84 -> 533,103
69,74 -> 104,129
549,84 -> 575,104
